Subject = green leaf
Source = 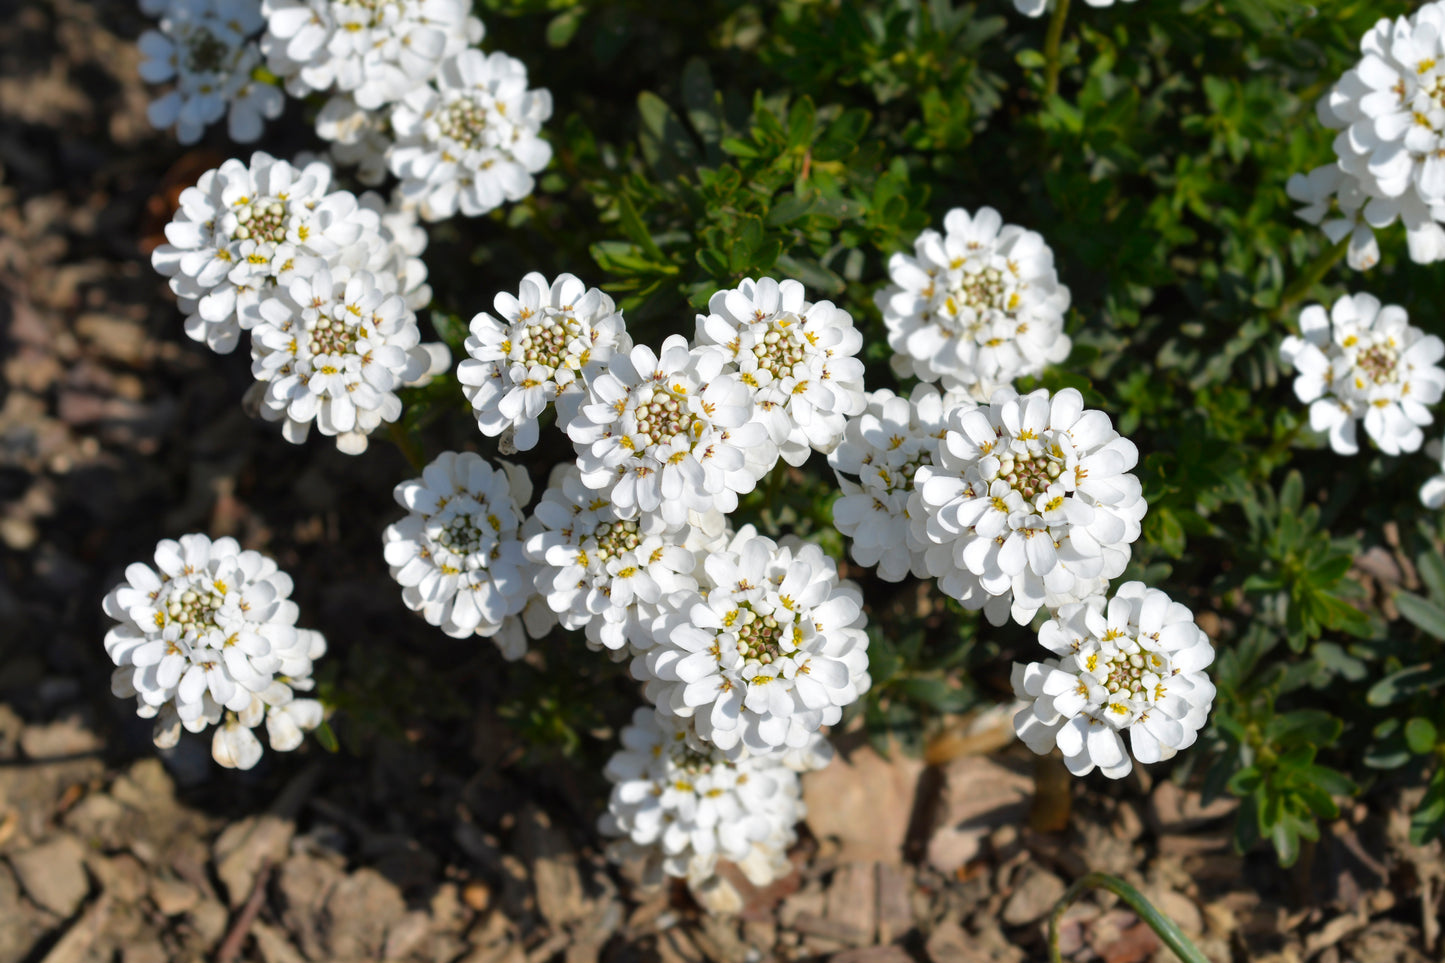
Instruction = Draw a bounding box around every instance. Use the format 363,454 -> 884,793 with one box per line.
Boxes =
1405,717 -> 1439,755
637,91 -> 699,178
314,719 -> 339,754
1395,590 -> 1445,640
545,8 -> 585,48
1367,664 -> 1445,706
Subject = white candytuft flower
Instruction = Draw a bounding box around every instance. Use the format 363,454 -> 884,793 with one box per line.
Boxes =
1280,293 -> 1445,456
910,387 -> 1146,627
260,0 -> 482,109
139,0 -> 283,145
103,534 -> 328,769
876,207 -> 1071,401
523,463 -> 699,657
250,265 -> 445,454
383,451 -> 538,652
644,527 -> 870,757
316,95 -> 393,186
1285,165 -> 1381,272
568,335 -> 771,529
150,151 -> 380,354
389,50 -> 553,221
1011,0 -> 1135,16
599,707 -> 809,886
354,190 -> 433,311
695,277 -> 866,466
1422,440 -> 1445,508
458,273 -> 632,452
828,384 -> 969,582
1011,582 -> 1216,779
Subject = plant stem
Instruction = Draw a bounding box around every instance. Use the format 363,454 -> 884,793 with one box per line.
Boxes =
1043,0 -> 1073,100
1048,872 -> 1211,963
1272,236 -> 1349,328
387,422 -> 425,472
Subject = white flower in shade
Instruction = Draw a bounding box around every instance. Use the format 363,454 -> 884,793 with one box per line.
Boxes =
1421,440 -> 1445,508
1012,0 -> 1135,16
260,0 -> 482,108
568,335 -> 770,529
523,463 -> 698,656
139,0 -> 283,145
102,534 -> 327,769
458,273 -> 632,452
149,152 -> 379,354
828,384 -> 971,582
316,95 -> 392,186
250,266 -> 446,454
383,452 -> 537,651
643,528 -> 870,757
875,206 -> 1071,401
1285,165 -> 1381,271
910,387 -> 1146,627
1011,582 -> 1216,779
389,50 -> 552,221
1280,293 -> 1445,456
695,277 -> 866,466
598,707 -> 809,884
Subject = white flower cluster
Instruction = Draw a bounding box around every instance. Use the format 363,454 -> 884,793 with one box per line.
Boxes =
151,151 -> 448,453
911,387 -> 1146,626
1294,1 -> 1445,269
1280,293 -> 1445,456
1012,582 -> 1216,779
138,0 -> 282,144
383,450 -> 550,658
257,0 -> 552,221
875,207 -> 1071,402
598,708 -> 815,888
103,534 -> 327,770
1011,0 -> 1136,17
459,273 -> 632,452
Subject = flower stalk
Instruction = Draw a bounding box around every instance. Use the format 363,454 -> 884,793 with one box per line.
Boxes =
1048,872 -> 1210,963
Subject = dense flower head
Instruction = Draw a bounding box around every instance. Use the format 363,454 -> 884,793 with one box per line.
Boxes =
643,527 -> 870,758
1011,582 -> 1216,779
523,463 -> 702,657
458,272 -> 632,453
383,451 -> 538,655
139,0 -> 282,145
103,534 -> 327,769
260,0 -> 483,109
599,707 -> 809,885
1308,3 -> 1445,266
875,206 -> 1071,401
250,265 -> 446,453
389,50 -> 553,221
829,384 -> 971,582
910,387 -> 1146,626
150,151 -> 380,354
568,334 -> 771,529
695,277 -> 866,466
1280,293 -> 1445,456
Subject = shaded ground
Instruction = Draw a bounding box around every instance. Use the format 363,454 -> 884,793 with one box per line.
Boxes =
3,2 -> 1445,961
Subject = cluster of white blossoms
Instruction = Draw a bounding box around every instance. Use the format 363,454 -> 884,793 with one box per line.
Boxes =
695,277 -> 866,466
1011,0 -> 1136,17
103,534 -> 327,770
910,387 -> 1146,626
1011,582 -> 1216,779
643,527 -> 871,759
875,207 -> 1072,403
459,273 -> 633,453
598,709 -> 817,888
150,151 -> 449,452
383,450 -> 551,658
1293,1 -> 1445,268
1279,293 -> 1445,456
138,0 -> 283,144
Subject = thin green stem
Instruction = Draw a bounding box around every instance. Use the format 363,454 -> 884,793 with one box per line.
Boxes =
387,422 -> 426,472
1048,873 -> 1210,963
1272,236 -> 1349,329
1043,0 -> 1073,100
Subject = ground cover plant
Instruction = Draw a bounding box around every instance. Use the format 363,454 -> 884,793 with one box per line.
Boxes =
10,0 -> 1445,958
